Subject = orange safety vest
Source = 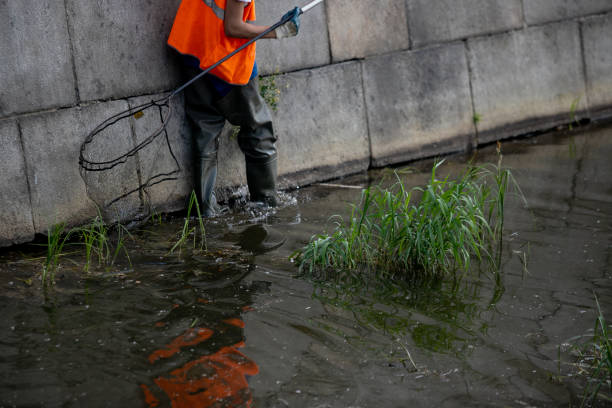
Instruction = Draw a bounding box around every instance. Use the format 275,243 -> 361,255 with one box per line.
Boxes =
168,0 -> 257,85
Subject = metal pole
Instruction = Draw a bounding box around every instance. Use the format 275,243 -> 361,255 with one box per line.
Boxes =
300,0 -> 324,14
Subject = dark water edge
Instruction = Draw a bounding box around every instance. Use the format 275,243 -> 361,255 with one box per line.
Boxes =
1,123 -> 611,407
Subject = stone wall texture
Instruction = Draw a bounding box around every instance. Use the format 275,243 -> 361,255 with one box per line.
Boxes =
406,0 -> 523,47
523,0 -> 612,25
65,0 -> 183,101
363,44 -> 475,167
1,0 -> 611,246
0,1 -> 76,116
468,22 -> 587,143
582,13 -> 612,118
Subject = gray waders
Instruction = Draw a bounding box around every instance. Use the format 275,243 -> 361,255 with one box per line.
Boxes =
183,65 -> 278,216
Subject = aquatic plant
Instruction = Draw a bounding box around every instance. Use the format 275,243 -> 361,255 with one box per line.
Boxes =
80,218 -> 102,273
40,212 -> 133,286
149,207 -> 163,225
169,190 -> 207,255
565,297 -> 612,406
292,158 -> 518,281
79,213 -> 132,273
42,223 -> 72,286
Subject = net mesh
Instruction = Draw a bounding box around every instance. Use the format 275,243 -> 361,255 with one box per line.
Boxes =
79,97 -> 182,222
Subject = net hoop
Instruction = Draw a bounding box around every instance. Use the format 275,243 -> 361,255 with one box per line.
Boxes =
79,98 -> 173,172
78,96 -> 181,208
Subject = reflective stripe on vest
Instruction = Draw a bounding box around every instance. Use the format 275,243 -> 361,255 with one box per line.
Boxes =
202,0 -> 225,20
168,0 -> 257,85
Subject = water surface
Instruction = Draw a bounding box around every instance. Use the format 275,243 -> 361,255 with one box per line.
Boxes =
1,123 -> 611,407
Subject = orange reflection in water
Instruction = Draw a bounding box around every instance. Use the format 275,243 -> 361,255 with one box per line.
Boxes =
142,320 -> 258,408
223,318 -> 246,328
148,328 -> 214,364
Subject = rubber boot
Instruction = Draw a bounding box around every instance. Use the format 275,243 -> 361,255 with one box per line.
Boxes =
246,156 -> 278,207
194,157 -> 221,217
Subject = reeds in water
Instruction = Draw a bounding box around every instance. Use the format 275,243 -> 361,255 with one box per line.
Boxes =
293,158 -> 518,281
169,190 -> 207,255
79,214 -> 131,273
42,223 -> 71,287
566,297 -> 612,406
41,212 -> 132,286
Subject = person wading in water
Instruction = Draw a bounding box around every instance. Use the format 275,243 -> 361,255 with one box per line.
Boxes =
167,0 -> 301,216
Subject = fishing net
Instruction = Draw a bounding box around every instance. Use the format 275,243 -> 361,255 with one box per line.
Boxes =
78,96 -> 182,222
78,2 -> 320,222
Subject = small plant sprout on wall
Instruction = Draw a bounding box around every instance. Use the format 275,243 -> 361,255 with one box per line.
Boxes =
259,73 -> 281,112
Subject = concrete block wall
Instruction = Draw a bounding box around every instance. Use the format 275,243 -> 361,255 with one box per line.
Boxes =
66,0 -> 182,101
467,22 -> 587,143
0,1 -> 76,116
1,0 -> 611,246
0,120 -> 34,246
363,44 -> 474,167
327,0 -> 410,62
274,62 -> 370,187
407,0 -> 524,47
582,13 -> 612,119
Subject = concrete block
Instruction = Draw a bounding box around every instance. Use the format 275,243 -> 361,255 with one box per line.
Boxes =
127,94 -> 192,214
575,124 -> 612,204
66,0 -> 182,102
273,62 -> 370,187
20,101 -> 142,233
468,23 -> 587,144
327,0 -> 410,62
524,0 -> 612,25
406,0 -> 523,47
0,120 -> 35,246
363,44 -> 475,167
255,0 -> 331,75
582,13 -> 612,119
0,0 -> 76,117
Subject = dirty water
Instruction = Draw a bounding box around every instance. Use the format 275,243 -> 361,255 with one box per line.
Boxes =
1,122 -> 611,407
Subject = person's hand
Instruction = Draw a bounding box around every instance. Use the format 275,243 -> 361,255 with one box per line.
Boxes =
275,7 -> 300,39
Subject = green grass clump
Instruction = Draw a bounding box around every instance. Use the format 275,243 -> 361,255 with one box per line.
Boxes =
42,223 -> 72,287
41,213 -> 132,287
566,297 -> 612,406
79,214 -> 131,273
293,158 -> 516,280
259,73 -> 280,112
168,190 -> 207,255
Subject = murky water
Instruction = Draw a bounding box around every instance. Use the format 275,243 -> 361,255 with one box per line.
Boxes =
1,123 -> 611,407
